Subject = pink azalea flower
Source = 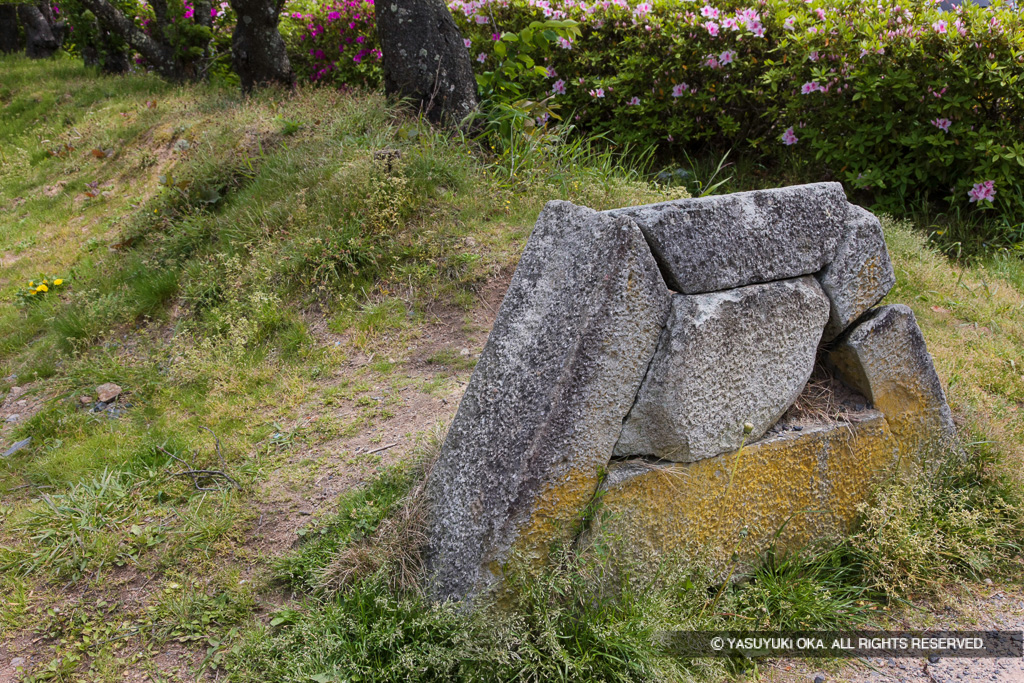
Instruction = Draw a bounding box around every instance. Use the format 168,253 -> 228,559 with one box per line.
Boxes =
750,23 -> 765,37
784,16 -> 796,30
968,181 -> 996,203
546,66 -> 558,78
551,79 -> 567,95
719,49 -> 736,65
781,126 -> 799,145
477,52 -> 487,62
931,118 -> 951,132
634,1 -> 652,16
705,21 -> 720,36
589,88 -> 605,98
474,15 -> 489,23
628,96 -> 641,105
464,38 -> 472,48
700,5 -> 719,18
815,7 -> 826,20
933,19 -> 947,33
801,81 -> 820,94
672,83 -> 690,97
557,36 -> 573,49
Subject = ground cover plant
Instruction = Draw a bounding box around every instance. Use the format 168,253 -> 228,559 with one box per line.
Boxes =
1,55 -> 1023,682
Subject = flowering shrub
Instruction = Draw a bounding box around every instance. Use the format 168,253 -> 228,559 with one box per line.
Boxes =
281,0 -> 382,86
284,0 -> 1024,225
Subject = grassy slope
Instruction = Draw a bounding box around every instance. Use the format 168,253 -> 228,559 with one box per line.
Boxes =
0,56 -> 1021,681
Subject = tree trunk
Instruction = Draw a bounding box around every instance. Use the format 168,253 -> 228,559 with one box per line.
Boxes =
75,0 -> 179,78
0,5 -> 20,54
376,0 -> 478,125
80,21 -> 131,74
37,2 -> 64,45
229,0 -> 294,93
18,3 -> 60,58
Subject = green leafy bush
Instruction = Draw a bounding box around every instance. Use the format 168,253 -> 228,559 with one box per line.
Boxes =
286,0 -> 1024,232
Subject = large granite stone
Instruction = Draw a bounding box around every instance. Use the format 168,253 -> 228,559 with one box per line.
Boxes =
425,200 -> 671,601
594,412 -> 900,573
614,276 -> 830,462
818,205 -> 896,342
828,304 -> 956,465
604,182 -> 848,294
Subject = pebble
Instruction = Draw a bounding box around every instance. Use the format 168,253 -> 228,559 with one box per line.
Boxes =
814,675 -> 826,683
5,414 -> 18,423
10,657 -> 25,669
984,578 -> 993,585
16,400 -> 26,407
929,654 -> 940,664
80,396 -> 93,405
2,438 -> 31,458
92,401 -> 108,413
96,382 -> 122,403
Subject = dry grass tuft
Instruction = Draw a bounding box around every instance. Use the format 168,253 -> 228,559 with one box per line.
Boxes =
318,427 -> 444,594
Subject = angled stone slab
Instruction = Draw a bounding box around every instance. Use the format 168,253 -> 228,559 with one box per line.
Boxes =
604,182 -> 848,294
613,276 -> 829,463
594,412 -> 899,573
827,304 -> 956,465
818,204 -> 896,342
425,200 -> 671,601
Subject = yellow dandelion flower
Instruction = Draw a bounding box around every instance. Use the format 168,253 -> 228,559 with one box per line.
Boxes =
29,281 -> 34,287
37,284 -> 48,292
42,279 -> 49,285
54,279 -> 63,286
29,289 -> 38,296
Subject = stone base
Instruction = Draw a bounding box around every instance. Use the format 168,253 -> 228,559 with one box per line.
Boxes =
591,411 -> 902,571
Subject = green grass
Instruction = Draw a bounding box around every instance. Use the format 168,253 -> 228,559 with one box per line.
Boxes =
1,54 -> 1023,682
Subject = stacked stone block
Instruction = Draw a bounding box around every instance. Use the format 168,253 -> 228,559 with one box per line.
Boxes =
425,183 -> 956,601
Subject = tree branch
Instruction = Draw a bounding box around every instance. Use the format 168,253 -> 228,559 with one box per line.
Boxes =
77,0 -> 176,77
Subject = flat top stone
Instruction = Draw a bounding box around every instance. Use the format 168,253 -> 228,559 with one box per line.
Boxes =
605,182 -> 848,294
614,275 -> 830,462
425,200 -> 670,601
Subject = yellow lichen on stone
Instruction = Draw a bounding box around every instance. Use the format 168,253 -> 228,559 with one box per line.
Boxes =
591,413 -> 900,571
508,462 -> 606,567
827,309 -> 956,469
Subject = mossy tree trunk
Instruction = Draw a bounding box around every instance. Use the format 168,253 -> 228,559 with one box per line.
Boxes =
75,0 -> 181,78
79,18 -> 131,74
376,0 -> 478,125
228,0 -> 294,93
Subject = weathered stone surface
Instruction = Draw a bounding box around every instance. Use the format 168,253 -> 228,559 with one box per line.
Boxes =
96,383 -> 122,403
614,276 -> 829,462
595,413 -> 899,572
2,438 -> 31,458
828,304 -> 956,465
604,182 -> 848,294
425,201 -> 671,601
818,205 -> 895,342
